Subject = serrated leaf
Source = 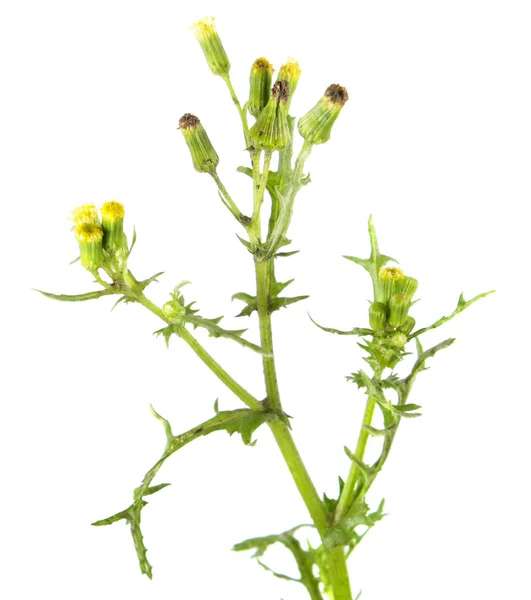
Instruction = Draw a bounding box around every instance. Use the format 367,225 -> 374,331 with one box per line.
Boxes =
270,295 -> 309,312
232,291 -> 257,317
94,405 -> 289,578
410,290 -> 494,339
137,271 -> 164,291
309,314 -> 372,337
405,337 -> 455,388
185,315 -> 268,355
343,216 -> 397,291
233,525 -> 323,599
35,288 -> 116,302
363,423 -> 397,437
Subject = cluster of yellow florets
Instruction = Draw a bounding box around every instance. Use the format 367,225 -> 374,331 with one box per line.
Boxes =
71,201 -> 126,271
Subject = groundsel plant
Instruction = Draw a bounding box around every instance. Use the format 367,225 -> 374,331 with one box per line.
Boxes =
38,17 -> 493,600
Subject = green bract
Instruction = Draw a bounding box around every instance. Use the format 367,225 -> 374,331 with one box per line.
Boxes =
38,17 -> 493,600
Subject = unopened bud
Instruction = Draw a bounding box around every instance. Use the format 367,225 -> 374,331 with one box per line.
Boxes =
298,84 -> 348,145
389,332 -> 408,348
249,80 -> 291,151
101,201 -> 125,252
388,293 -> 411,328
179,114 -> 219,173
248,58 -> 274,118
277,59 -> 301,110
398,316 -> 416,335
377,266 -> 405,302
369,302 -> 387,331
192,17 -> 230,76
163,300 -> 186,322
75,223 -> 103,271
398,276 -> 418,298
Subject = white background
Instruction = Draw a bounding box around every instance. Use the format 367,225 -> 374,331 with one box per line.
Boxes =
1,1 -> 530,599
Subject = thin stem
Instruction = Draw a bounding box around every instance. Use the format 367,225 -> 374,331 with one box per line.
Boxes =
251,151 -> 272,240
333,394 -> 377,524
211,171 -> 245,224
129,289 -> 262,412
254,257 -> 353,600
265,140 -> 313,258
221,73 -> 250,148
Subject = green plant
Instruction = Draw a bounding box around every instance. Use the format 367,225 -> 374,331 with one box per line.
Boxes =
38,17 -> 492,600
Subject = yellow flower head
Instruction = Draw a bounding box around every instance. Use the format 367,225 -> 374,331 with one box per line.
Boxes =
72,204 -> 99,226
101,201 -> 125,222
379,267 -> 405,282
75,222 -> 103,243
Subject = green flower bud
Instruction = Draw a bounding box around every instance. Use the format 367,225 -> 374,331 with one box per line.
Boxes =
75,223 -> 103,271
369,302 -> 387,331
192,17 -> 230,77
277,59 -> 301,111
388,293 -> 411,328
248,58 -> 274,118
249,81 -> 291,151
179,114 -> 219,174
101,201 -> 125,252
163,300 -> 186,322
398,276 -> 418,298
377,266 -> 405,302
398,315 -> 416,335
298,84 -> 348,145
389,332 -> 408,348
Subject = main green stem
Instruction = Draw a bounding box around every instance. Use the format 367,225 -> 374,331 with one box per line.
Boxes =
254,258 -> 353,600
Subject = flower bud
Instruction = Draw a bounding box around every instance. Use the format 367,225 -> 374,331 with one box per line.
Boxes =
163,300 -> 186,322
179,113 -> 219,173
377,266 -> 405,302
388,293 -> 411,328
72,204 -> 99,227
398,315 -> 416,335
248,58 -> 274,118
398,276 -> 418,298
277,59 -> 301,111
75,223 -> 103,271
369,302 -> 387,331
101,201 -> 125,252
249,80 -> 291,151
389,332 -> 408,348
192,17 -> 230,77
298,84 -> 348,145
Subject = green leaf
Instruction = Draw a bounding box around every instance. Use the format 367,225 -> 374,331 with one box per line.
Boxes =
232,291 -> 257,317
186,315 -> 268,355
343,216 -> 397,292
94,405 -> 289,578
363,423 -> 397,437
323,498 -> 386,551
35,288 -> 116,302
309,314 -> 372,337
404,338 -> 455,387
234,525 -> 324,600
270,295 -> 309,311
410,290 -> 494,339
137,271 -> 164,291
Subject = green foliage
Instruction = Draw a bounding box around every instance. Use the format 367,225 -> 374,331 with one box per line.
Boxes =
233,274 -> 308,317
153,282 -> 268,354
234,525 -> 324,600
93,403 -> 289,578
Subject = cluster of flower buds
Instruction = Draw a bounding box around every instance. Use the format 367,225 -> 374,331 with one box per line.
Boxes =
369,266 -> 418,343
71,202 -> 126,272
